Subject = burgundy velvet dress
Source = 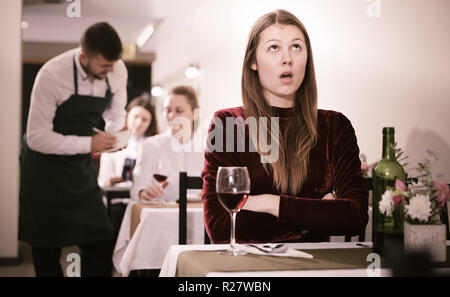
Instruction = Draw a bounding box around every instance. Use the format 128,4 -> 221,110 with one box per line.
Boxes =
201,106 -> 369,244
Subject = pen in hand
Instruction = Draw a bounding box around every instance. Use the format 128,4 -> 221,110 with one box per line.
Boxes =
92,127 -> 104,134
91,127 -> 117,154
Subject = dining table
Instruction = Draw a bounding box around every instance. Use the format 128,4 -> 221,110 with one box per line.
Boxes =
159,241 -> 450,277
112,202 -> 374,276
112,199 -> 205,276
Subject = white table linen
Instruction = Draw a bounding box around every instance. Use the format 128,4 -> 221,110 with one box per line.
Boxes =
159,241 -> 450,277
113,201 -> 204,276
158,242 -> 391,277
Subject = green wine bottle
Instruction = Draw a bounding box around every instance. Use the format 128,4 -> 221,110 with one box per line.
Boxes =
372,127 -> 406,256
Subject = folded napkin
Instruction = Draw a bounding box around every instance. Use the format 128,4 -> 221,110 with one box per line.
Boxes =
237,244 -> 314,259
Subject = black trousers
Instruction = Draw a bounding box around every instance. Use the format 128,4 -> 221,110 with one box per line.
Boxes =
31,240 -> 114,277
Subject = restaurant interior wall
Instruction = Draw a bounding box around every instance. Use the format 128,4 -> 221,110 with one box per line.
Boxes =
0,0 -> 22,260
149,0 -> 450,180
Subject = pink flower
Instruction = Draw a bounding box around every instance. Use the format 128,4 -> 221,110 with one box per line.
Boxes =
361,162 -> 371,170
393,195 -> 406,205
395,179 -> 407,191
433,181 -> 450,207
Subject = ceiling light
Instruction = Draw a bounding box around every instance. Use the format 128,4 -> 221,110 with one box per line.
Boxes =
21,21 -> 29,29
185,64 -> 200,79
151,86 -> 163,97
136,25 -> 154,48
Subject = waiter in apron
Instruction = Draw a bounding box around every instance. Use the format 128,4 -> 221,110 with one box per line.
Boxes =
19,22 -> 128,277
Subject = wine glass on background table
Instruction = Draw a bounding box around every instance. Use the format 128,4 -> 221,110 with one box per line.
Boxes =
216,166 -> 250,256
153,159 -> 169,204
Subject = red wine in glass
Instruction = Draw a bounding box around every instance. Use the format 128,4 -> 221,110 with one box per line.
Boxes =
217,192 -> 248,213
216,166 -> 250,256
153,174 -> 168,183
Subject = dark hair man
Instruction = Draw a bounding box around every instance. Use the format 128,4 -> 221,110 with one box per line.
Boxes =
19,22 -> 128,277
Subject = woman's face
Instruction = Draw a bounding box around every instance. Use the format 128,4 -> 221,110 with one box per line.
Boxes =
164,94 -> 195,135
251,23 -> 308,107
126,106 -> 152,137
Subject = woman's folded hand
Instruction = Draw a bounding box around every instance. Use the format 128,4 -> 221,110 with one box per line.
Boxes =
322,193 -> 337,200
241,194 -> 280,218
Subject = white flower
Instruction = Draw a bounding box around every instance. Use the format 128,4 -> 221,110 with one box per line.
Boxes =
379,190 -> 394,216
405,194 -> 432,222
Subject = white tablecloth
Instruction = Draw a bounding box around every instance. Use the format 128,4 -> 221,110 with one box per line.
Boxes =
160,240 -> 450,277
159,242 -> 393,277
112,201 -> 205,276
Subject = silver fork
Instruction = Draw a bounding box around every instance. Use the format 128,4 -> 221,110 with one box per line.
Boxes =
262,244 -> 284,249
248,244 -> 287,253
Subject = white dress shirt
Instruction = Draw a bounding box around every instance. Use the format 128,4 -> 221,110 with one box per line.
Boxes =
26,47 -> 128,155
131,130 -> 205,202
97,135 -> 146,188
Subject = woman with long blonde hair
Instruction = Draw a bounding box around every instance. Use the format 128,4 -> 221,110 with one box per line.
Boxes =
202,9 -> 368,243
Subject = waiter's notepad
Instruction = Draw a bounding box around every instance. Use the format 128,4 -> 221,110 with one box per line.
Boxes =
101,130 -> 131,153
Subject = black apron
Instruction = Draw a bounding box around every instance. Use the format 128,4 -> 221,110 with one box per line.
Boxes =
19,57 -> 115,248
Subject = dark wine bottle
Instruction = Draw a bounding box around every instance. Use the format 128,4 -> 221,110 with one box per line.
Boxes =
372,127 -> 406,256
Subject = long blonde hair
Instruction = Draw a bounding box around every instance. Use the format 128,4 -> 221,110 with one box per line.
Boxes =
242,9 -> 318,195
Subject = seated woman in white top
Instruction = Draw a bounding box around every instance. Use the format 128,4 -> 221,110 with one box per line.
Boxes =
131,85 -> 205,203
98,96 -> 157,187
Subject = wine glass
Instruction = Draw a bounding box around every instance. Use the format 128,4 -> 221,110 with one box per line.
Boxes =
216,166 -> 250,256
153,159 -> 169,204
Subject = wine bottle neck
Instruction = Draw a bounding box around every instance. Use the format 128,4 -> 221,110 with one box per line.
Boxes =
382,133 -> 396,160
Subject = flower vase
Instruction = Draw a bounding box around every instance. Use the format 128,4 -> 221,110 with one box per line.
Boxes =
404,222 -> 447,262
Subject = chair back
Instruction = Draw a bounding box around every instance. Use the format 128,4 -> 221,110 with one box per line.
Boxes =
179,172 -> 210,244
103,187 -> 130,220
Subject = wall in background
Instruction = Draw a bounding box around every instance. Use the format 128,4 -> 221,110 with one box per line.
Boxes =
149,0 -> 450,179
0,0 -> 21,259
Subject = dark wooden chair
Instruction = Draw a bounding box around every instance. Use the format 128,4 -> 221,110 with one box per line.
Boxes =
101,186 -> 131,243
102,186 -> 131,220
443,185 -> 450,240
178,172 -> 210,245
